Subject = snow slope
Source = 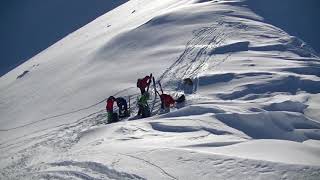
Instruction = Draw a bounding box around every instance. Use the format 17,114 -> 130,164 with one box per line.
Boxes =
1,0 -> 320,179
0,0 -> 129,77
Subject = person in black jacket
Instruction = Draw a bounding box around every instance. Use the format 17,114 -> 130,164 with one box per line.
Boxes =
116,97 -> 130,118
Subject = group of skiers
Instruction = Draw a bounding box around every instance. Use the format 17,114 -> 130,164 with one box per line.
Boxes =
106,96 -> 130,123
105,74 -> 194,124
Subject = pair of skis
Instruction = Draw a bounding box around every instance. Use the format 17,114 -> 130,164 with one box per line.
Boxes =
128,73 -> 164,117
147,73 -> 163,94
146,73 -> 153,93
151,75 -> 165,113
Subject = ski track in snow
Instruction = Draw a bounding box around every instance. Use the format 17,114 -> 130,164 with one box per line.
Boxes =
120,153 -> 177,180
19,160 -> 146,180
0,87 -> 137,132
159,20 -> 248,90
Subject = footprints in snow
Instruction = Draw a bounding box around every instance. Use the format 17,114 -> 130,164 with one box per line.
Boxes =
159,21 -> 248,89
16,64 -> 39,79
26,160 -> 145,180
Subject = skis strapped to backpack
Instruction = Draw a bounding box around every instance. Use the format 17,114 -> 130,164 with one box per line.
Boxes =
150,76 -> 158,113
128,95 -> 131,116
146,73 -> 153,93
158,80 -> 164,94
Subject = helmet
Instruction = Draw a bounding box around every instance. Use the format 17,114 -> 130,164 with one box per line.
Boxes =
108,96 -> 115,101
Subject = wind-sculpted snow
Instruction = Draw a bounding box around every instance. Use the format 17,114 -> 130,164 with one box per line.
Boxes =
215,111 -> 320,142
217,75 -> 320,100
158,104 -> 225,118
263,100 -> 308,113
1,0 -> 320,179
283,66 -> 320,77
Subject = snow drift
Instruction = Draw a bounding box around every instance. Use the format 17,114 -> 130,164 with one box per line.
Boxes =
1,0 -> 320,179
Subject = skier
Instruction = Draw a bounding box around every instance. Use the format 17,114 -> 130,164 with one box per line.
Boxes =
137,75 -> 152,94
137,92 -> 151,118
159,93 -> 176,113
106,96 -> 118,123
116,97 -> 130,118
156,80 -> 185,113
183,78 -> 194,94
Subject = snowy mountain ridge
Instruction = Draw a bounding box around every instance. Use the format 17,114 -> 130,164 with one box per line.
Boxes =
1,0 -> 320,179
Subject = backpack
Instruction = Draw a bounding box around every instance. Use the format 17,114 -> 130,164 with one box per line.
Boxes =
137,79 -> 142,88
175,94 -> 186,103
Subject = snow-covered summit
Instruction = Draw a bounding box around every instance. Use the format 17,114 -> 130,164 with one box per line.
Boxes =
1,0 -> 320,179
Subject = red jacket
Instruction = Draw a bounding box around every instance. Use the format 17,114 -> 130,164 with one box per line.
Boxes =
137,76 -> 151,89
106,98 -> 115,112
160,94 -> 175,107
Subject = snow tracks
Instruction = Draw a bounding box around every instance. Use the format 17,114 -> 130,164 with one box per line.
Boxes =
159,20 -> 248,90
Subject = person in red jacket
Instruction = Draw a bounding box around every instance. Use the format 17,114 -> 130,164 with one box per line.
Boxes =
106,96 -> 118,123
137,75 -> 152,94
160,94 -> 175,113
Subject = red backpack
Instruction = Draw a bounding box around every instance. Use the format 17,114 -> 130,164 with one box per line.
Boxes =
137,76 -> 150,89
106,98 -> 115,111
160,94 -> 175,107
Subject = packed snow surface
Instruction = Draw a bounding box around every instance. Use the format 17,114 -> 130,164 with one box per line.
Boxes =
1,0 -> 320,179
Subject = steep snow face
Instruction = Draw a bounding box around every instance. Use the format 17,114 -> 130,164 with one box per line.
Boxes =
1,0 -> 320,179
0,0 -> 197,133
